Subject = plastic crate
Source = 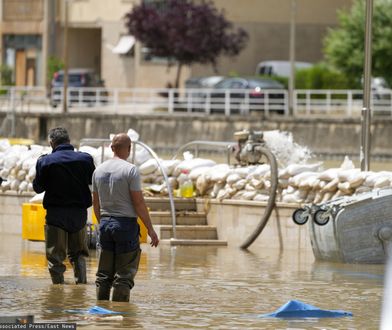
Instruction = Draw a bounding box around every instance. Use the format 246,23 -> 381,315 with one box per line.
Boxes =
22,203 -> 147,244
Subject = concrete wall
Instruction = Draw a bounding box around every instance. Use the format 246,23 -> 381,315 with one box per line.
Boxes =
2,113 -> 391,159
198,198 -> 311,252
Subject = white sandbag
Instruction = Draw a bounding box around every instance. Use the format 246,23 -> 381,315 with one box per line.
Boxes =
26,166 -> 36,182
0,139 -> 11,152
133,146 -> 151,166
364,172 -> 390,187
253,194 -> 270,202
196,174 -> 210,196
289,171 -> 318,187
285,162 -> 322,177
3,154 -> 19,170
160,159 -> 181,176
232,190 -> 246,200
79,145 -> 99,159
216,186 -> 236,201
27,182 -> 34,192
189,166 -> 211,181
232,179 -> 247,190
226,173 -> 242,185
246,164 -> 270,180
231,166 -> 255,179
10,179 -> 20,191
16,169 -> 27,181
240,191 -> 257,200
337,168 -> 361,182
1,180 -> 10,192
339,156 -> 355,170
205,164 -> 231,183
0,168 -> 9,178
338,182 -> 353,194
321,191 -> 335,203
29,192 -> 45,203
18,181 -> 28,193
319,168 -> 340,181
22,157 -> 38,171
321,178 -> 339,193
250,178 -> 264,189
374,177 -> 390,188
173,158 -> 216,177
210,182 -> 225,198
245,183 -> 256,191
281,193 -> 302,204
127,128 -> 140,141
139,158 -> 159,175
298,174 -> 319,189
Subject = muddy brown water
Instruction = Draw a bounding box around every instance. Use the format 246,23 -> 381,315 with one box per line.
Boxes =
0,232 -> 385,330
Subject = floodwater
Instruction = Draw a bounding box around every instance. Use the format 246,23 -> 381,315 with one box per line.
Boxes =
0,233 -> 386,329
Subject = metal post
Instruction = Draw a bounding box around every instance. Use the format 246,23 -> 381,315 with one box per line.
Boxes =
288,0 -> 297,116
62,0 -> 69,113
360,0 -> 373,171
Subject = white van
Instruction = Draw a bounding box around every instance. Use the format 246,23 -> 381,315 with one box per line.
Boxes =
256,60 -> 312,78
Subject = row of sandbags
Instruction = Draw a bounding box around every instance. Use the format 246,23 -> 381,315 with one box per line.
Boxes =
1,132 -> 391,205
140,155 -> 392,204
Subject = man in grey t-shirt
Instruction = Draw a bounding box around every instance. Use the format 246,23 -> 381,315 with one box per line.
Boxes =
92,133 -> 159,302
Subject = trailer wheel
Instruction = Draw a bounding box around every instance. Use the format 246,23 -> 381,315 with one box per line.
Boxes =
292,208 -> 310,225
313,209 -> 332,226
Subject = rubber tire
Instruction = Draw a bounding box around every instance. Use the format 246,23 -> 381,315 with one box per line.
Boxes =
313,209 -> 332,226
292,208 -> 310,225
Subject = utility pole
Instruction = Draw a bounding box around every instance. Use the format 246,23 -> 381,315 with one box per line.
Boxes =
288,0 -> 296,116
62,0 -> 69,113
360,0 -> 373,171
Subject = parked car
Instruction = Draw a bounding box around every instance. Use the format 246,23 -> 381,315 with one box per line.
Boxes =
50,68 -> 107,107
185,75 -> 225,89
207,77 -> 286,114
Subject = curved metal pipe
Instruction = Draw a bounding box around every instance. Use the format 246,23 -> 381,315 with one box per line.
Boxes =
240,147 -> 278,249
134,141 -> 177,238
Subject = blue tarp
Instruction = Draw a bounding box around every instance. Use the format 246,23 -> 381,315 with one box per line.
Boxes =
66,306 -> 121,315
259,300 -> 353,318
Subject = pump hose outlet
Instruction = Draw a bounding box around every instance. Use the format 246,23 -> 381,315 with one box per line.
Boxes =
240,147 -> 278,250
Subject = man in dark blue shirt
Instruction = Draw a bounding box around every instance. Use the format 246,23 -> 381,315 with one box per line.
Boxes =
33,127 -> 95,284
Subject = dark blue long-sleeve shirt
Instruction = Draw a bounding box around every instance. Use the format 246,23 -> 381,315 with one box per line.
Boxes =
33,144 -> 95,210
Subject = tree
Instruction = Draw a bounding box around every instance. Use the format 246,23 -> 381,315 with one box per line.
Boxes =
125,0 -> 249,88
324,0 -> 392,87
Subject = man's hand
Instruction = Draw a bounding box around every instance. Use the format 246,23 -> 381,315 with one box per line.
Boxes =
148,228 -> 159,247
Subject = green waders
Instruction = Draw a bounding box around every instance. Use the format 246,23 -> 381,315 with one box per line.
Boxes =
96,248 -> 141,302
45,224 -> 89,284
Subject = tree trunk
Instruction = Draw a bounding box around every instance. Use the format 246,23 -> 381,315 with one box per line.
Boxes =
174,62 -> 182,89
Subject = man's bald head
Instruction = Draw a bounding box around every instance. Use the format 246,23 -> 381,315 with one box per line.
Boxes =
111,133 -> 131,159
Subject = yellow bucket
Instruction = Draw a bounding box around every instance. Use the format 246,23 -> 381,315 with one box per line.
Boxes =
21,203 -> 147,244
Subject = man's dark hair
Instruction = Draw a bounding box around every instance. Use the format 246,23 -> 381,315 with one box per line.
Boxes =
48,127 -> 70,147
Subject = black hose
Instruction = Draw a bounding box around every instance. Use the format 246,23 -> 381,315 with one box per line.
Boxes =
240,147 -> 278,249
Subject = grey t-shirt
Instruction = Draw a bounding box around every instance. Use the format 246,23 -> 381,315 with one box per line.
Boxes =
92,158 -> 141,218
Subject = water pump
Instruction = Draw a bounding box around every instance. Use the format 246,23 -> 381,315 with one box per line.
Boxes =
233,129 -> 266,165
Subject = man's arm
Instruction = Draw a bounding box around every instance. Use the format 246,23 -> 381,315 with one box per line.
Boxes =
32,158 -> 45,193
92,191 -> 101,224
130,190 -> 159,247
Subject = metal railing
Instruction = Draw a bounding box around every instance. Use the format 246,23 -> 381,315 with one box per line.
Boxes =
79,138 -> 177,239
172,140 -> 236,164
1,86 -> 392,117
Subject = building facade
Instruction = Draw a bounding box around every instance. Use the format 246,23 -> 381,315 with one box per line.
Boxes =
0,0 -> 353,89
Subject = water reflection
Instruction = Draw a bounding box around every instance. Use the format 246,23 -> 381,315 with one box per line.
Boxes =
0,233 -> 385,329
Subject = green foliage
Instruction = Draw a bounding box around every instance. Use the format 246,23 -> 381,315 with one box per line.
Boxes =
0,65 -> 13,86
47,56 -> 63,83
324,0 -> 392,86
295,64 -> 354,89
